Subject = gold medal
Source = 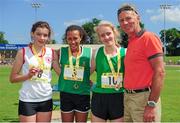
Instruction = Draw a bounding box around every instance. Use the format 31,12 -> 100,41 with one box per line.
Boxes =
69,46 -> 80,80
73,66 -> 79,89
68,46 -> 82,85
73,83 -> 79,89
115,86 -> 120,91
31,45 -> 45,79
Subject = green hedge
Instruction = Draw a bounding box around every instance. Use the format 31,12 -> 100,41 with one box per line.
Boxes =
164,56 -> 180,65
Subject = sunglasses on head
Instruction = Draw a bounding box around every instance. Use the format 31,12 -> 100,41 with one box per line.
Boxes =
117,5 -> 138,16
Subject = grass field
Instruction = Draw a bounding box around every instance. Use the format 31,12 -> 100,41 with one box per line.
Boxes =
164,56 -> 180,65
0,65 -> 180,122
161,66 -> 180,121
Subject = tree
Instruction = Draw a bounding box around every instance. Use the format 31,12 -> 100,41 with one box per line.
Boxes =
0,32 -> 9,44
160,28 -> 180,56
48,39 -> 56,44
61,18 -> 101,44
62,34 -> 66,44
117,22 -> 144,48
117,26 -> 128,48
82,18 -> 101,44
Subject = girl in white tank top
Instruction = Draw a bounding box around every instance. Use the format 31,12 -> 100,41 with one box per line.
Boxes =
10,21 -> 60,122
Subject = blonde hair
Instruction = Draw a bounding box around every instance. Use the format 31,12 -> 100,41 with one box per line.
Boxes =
94,20 -> 121,46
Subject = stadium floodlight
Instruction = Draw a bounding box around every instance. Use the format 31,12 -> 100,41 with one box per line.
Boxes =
160,4 -> 171,55
31,3 -> 41,21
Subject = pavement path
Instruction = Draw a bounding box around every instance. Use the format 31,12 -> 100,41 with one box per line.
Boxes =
51,110 -> 61,122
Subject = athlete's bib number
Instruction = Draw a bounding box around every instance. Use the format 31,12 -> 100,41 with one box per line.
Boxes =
101,73 -> 122,88
30,69 -> 49,82
64,65 -> 84,81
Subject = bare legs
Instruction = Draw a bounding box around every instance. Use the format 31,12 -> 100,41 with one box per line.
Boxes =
91,113 -> 106,122
91,113 -> 123,122
19,111 -> 52,122
61,111 -> 88,122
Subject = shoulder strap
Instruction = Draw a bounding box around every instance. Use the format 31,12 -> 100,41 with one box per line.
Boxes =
60,47 -> 68,63
95,46 -> 103,59
22,47 -> 25,64
51,48 -> 54,61
120,47 -> 125,57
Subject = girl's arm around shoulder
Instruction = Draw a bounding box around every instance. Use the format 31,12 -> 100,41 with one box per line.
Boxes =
9,48 -> 34,83
52,49 -> 61,76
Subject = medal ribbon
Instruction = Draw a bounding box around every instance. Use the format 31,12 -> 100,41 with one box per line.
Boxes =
106,48 -> 121,76
32,44 -> 45,69
68,46 -> 81,68
68,46 -> 82,87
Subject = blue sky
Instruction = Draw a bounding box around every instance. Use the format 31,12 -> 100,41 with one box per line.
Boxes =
0,0 -> 180,44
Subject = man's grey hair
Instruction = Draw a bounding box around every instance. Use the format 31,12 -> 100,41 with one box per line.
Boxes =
117,4 -> 139,17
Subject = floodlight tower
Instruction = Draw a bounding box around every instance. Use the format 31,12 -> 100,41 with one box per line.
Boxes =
31,3 -> 41,21
160,4 -> 171,55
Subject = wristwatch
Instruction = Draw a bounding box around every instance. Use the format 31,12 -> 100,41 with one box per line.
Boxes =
147,101 -> 156,107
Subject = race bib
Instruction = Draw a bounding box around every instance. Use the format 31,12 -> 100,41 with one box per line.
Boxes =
29,62 -> 51,83
101,73 -> 122,89
30,69 -> 49,83
64,65 -> 84,81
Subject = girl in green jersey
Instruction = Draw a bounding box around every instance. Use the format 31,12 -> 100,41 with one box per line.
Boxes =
58,25 -> 92,122
91,21 -> 125,122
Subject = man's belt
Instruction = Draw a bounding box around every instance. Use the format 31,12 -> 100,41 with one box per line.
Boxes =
125,87 -> 150,94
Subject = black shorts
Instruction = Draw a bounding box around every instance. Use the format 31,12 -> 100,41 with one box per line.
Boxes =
18,99 -> 52,116
60,92 -> 90,113
91,92 -> 124,120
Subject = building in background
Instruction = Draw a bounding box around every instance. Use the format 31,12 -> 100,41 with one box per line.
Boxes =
0,44 -> 27,65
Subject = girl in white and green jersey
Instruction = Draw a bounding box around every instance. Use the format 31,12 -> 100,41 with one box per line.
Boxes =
91,21 -> 126,122
58,25 -> 92,122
